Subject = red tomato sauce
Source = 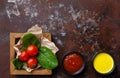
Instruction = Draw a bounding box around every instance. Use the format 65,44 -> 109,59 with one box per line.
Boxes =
63,53 -> 83,73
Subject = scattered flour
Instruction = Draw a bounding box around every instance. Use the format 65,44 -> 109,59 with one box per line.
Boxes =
69,5 -> 81,21
6,0 -> 100,47
17,0 -> 38,18
6,0 -> 20,21
6,0 -> 38,21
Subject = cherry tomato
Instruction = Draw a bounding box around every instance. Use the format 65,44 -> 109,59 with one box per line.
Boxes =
18,51 -> 29,61
26,45 -> 38,56
27,57 -> 38,68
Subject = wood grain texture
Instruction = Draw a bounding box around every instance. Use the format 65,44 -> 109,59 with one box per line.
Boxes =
10,33 -> 52,75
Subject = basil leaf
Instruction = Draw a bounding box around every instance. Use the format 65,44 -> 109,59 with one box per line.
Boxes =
22,33 -> 41,50
13,58 -> 23,70
37,46 -> 58,69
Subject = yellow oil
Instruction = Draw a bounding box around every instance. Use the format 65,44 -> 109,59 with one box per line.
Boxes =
93,53 -> 114,74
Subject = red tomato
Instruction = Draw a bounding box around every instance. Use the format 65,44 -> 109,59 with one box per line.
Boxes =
27,57 -> 38,68
19,51 -> 29,61
26,45 -> 38,56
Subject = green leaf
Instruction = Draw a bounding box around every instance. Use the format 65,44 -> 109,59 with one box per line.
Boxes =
22,33 -> 41,50
37,46 -> 58,69
13,58 -> 23,70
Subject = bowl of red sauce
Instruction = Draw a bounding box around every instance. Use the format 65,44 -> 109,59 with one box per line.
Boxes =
62,51 -> 85,75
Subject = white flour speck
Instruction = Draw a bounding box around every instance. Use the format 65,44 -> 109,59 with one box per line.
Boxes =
6,0 -> 20,21
48,14 -> 54,20
69,5 -> 80,21
59,4 -> 64,8
8,0 -> 16,2
48,5 -> 52,9
57,39 -> 63,46
60,32 -> 66,37
77,24 -> 82,28
54,10 -> 59,16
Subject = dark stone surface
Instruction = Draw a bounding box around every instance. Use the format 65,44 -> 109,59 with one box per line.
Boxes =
0,0 -> 120,78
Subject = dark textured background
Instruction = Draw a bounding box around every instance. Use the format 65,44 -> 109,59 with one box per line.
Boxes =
0,0 -> 120,78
